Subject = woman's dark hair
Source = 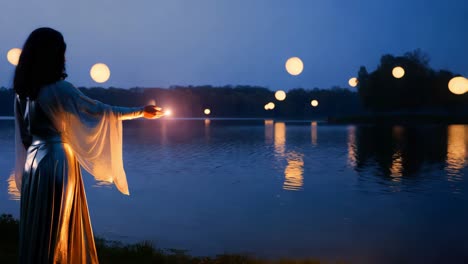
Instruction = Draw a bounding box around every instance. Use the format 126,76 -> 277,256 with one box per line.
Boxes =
14,27 -> 67,99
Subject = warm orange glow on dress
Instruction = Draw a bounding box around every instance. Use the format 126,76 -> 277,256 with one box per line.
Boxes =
14,79 -> 143,262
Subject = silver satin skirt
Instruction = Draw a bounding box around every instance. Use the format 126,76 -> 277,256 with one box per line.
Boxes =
19,137 -> 99,263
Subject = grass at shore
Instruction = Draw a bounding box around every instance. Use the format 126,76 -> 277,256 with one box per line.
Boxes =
1,214 -> 330,264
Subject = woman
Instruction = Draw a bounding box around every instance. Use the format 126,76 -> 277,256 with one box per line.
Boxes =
13,27 -> 162,263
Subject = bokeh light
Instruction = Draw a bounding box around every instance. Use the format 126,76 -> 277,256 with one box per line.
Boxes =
264,102 -> 276,110
348,77 -> 358,87
267,102 -> 275,110
275,90 -> 287,101
7,48 -> 22,66
204,108 -> 211,115
392,66 -> 405,79
448,76 -> 468,95
90,63 -> 111,83
285,57 -> 304,76
311,100 -> 319,107
164,109 -> 172,116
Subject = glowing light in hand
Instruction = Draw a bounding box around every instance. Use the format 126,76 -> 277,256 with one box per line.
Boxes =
275,90 -> 287,101
448,76 -> 468,95
285,57 -> 304,76
311,100 -> 319,107
392,66 -> 405,79
204,109 -> 211,115
7,48 -> 22,66
90,63 -> 111,83
348,77 -> 358,87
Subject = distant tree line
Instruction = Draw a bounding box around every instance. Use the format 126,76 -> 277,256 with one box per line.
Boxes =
0,85 -> 363,118
357,49 -> 467,112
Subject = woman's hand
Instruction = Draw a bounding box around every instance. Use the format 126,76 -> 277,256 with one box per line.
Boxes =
143,105 -> 165,119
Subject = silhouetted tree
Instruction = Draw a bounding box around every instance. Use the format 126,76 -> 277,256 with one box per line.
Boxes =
357,49 -> 468,112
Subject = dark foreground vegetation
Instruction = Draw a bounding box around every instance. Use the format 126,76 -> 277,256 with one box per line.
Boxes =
1,214 -> 335,264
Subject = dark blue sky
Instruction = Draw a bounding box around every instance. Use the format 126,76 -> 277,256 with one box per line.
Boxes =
1,0 -> 467,90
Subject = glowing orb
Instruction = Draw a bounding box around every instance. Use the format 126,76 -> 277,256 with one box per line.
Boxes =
448,76 -> 468,95
285,57 -> 304,76
164,109 -> 172,116
275,90 -> 287,101
264,102 -> 276,110
90,63 -> 111,83
392,66 -> 405,79
311,100 -> 319,107
267,102 -> 275,110
348,77 -> 358,87
7,48 -> 22,66
204,108 -> 211,115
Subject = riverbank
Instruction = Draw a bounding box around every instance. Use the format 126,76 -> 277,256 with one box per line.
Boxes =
0,214 -> 324,264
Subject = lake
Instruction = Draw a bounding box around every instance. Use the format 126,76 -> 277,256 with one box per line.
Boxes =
0,119 -> 467,263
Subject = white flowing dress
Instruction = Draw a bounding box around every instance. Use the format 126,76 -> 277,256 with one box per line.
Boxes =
14,80 -> 144,263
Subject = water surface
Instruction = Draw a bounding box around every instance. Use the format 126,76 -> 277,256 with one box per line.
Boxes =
0,119 -> 467,263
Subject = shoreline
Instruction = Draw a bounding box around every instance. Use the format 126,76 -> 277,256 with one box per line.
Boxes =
1,214 -> 323,263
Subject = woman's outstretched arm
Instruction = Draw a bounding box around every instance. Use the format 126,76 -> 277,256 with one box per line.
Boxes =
48,81 -> 163,120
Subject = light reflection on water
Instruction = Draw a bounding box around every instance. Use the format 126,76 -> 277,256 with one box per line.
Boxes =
272,122 -> 304,191
1,120 -> 467,262
283,151 -> 304,191
311,121 -> 317,146
446,125 -> 466,181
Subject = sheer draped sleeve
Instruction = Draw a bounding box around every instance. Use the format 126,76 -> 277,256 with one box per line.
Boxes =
35,80 -> 144,195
